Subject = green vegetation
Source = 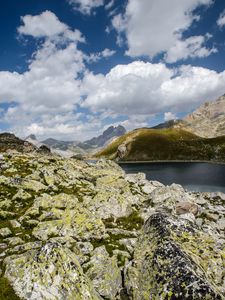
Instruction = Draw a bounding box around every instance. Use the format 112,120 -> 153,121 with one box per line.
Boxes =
115,211 -> 144,231
96,128 -> 225,161
0,278 -> 20,300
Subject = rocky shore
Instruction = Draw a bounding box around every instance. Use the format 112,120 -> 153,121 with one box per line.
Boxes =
0,152 -> 225,299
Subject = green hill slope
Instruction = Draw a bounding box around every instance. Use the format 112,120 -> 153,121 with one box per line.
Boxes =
96,128 -> 225,162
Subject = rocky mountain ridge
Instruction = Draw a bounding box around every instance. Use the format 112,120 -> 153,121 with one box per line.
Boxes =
182,94 -> 225,138
0,133 -> 35,153
151,94 -> 225,138
0,152 -> 225,299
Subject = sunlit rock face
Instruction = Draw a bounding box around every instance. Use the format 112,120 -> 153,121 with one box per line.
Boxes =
0,152 -> 225,299
183,94 -> 225,138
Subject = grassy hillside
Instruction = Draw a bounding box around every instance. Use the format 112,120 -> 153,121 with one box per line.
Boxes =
96,128 -> 225,162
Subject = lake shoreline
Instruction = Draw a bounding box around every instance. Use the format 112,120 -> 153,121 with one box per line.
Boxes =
118,160 -> 225,165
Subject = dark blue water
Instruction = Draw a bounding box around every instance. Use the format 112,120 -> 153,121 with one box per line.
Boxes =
119,162 -> 225,193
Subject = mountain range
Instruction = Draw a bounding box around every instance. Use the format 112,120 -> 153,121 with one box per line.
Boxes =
25,125 -> 126,157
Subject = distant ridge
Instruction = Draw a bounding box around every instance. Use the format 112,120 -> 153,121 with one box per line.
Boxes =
39,125 -> 126,154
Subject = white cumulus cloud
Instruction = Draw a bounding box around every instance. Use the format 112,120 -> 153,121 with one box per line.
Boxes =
0,11 -> 88,139
0,11 -> 120,140
112,0 -> 215,62
18,10 -> 85,43
164,112 -> 177,122
165,35 -> 217,63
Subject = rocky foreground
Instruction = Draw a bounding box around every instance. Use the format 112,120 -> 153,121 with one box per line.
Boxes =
0,153 -> 225,299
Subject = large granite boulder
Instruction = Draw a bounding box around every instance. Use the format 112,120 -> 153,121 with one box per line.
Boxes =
4,242 -> 102,300
125,213 -> 224,299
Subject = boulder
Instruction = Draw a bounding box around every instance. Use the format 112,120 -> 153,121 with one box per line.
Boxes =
0,228 -> 12,238
37,145 -> 51,154
117,144 -> 127,158
85,246 -> 122,299
4,242 -> 102,300
125,213 -> 224,299
176,201 -> 199,216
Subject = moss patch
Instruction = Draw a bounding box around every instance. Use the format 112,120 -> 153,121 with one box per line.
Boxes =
0,277 -> 20,300
115,211 -> 144,231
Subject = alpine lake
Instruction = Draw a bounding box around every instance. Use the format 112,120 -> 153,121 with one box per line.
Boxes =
119,162 -> 225,193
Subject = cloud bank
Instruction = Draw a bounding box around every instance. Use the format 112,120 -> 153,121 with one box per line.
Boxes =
83,61 -> 225,115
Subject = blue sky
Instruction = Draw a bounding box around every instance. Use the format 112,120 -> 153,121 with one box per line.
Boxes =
0,0 -> 225,140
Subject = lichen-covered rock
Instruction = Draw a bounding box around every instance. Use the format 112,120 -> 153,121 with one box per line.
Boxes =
32,204 -> 105,241
36,193 -> 79,210
217,218 -> 225,230
125,213 -> 224,299
77,242 -> 94,255
12,189 -> 32,200
4,237 -> 24,247
22,179 -> 47,192
9,220 -> 21,228
117,144 -> 127,158
0,228 -> 12,238
118,238 -> 137,254
4,242 -> 102,300
85,246 -> 122,299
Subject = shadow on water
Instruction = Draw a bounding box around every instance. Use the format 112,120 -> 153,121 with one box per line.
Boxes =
119,162 -> 225,193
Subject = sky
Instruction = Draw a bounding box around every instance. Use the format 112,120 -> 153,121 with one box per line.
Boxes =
0,0 -> 225,141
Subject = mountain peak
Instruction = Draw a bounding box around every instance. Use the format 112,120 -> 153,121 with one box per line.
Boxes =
102,125 -> 126,138
83,125 -> 126,148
